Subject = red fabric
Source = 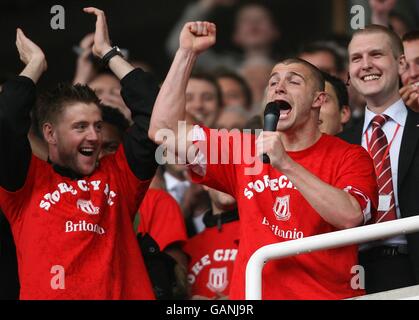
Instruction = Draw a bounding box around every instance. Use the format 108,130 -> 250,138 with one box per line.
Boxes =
183,220 -> 240,298
190,127 -> 378,300
137,188 -> 187,251
0,145 -> 155,300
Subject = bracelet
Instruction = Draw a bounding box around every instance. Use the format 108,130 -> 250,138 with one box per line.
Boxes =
101,46 -> 124,66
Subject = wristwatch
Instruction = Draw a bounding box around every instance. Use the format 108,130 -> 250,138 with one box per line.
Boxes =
101,46 -> 124,66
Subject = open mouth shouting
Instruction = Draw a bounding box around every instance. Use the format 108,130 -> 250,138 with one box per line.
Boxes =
79,146 -> 97,157
277,100 -> 292,120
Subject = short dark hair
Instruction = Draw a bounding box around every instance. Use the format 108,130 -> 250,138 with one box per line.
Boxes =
213,68 -> 253,109
190,70 -> 223,108
402,30 -> 419,43
321,72 -> 348,110
299,42 -> 345,73
351,25 -> 404,58
278,58 -> 325,92
101,105 -> 130,135
34,83 -> 101,135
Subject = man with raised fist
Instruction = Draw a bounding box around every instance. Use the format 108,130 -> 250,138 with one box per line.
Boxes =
148,21 -> 378,299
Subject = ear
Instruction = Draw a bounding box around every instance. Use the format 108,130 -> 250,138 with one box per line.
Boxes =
398,54 -> 407,75
312,91 -> 327,110
42,122 -> 56,145
340,105 -> 351,125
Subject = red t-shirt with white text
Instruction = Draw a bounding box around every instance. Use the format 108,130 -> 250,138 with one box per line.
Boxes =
183,219 -> 240,299
189,126 -> 378,300
0,145 -> 155,299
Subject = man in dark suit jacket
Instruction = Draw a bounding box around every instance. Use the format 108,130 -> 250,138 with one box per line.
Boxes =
339,25 -> 419,294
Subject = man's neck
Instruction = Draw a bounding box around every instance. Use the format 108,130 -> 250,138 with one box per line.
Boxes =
47,158 -> 84,180
281,122 -> 322,152
48,151 -> 86,180
366,91 -> 401,114
165,168 -> 186,181
244,47 -> 271,60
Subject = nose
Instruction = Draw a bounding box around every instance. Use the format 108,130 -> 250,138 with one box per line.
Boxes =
274,79 -> 287,95
361,55 -> 372,70
86,125 -> 100,142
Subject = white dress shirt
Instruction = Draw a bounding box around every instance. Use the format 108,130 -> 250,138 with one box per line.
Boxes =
163,171 -> 191,204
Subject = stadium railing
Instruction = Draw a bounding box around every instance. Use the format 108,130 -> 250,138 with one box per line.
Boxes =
245,215 -> 419,300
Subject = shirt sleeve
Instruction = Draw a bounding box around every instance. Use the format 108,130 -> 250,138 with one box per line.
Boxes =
336,145 -> 379,224
0,155 -> 40,225
188,126 -> 248,197
0,76 -> 36,192
138,189 -> 188,251
105,144 -> 152,220
120,68 -> 159,181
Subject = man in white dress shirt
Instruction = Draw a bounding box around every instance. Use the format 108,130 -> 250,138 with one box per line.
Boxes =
339,24 -> 419,294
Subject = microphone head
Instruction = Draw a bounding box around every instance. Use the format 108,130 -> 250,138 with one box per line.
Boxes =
264,100 -> 291,117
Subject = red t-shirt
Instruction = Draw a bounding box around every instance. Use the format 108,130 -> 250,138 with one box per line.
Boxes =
0,145 -> 155,299
189,126 -> 378,300
138,188 -> 187,251
183,219 -> 240,299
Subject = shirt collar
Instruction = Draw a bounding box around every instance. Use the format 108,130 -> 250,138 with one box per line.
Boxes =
363,98 -> 408,134
47,157 -> 87,180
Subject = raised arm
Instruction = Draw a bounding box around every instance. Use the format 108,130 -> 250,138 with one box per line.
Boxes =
84,7 -> 160,180
149,21 -> 216,160
83,7 -> 134,80
0,29 -> 46,191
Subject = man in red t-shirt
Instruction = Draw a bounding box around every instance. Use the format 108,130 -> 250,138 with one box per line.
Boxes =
183,187 -> 239,300
149,21 -> 378,299
0,8 -> 159,299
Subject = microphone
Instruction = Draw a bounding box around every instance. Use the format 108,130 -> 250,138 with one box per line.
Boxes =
262,100 -> 291,164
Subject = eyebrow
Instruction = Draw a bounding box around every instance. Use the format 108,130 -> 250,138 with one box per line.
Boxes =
71,121 -> 88,127
269,71 -> 306,81
71,120 -> 103,126
350,48 -> 385,58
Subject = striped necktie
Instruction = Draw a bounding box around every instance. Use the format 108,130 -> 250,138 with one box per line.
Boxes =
370,114 -> 396,223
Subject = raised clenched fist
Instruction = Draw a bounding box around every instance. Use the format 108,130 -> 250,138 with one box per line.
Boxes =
179,21 -> 216,54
